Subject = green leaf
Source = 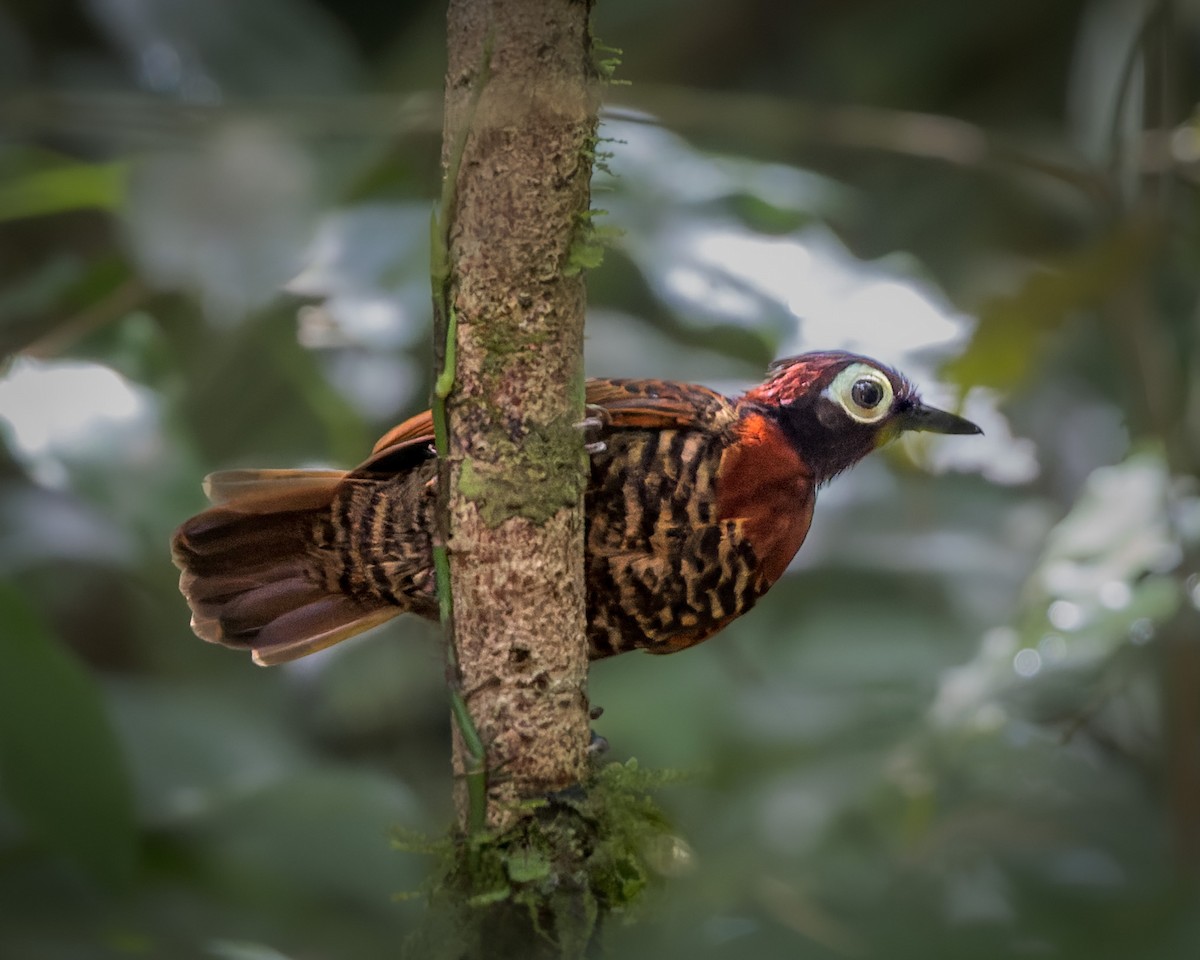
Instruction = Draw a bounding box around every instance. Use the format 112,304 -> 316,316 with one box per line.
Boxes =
504,847 -> 552,884
467,886 -> 512,907
946,222 -> 1154,390
0,583 -> 137,887
0,158 -> 125,222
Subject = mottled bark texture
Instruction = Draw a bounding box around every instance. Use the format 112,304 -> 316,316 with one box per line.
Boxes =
443,0 -> 598,832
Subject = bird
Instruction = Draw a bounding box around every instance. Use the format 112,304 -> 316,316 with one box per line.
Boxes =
172,351 -> 980,666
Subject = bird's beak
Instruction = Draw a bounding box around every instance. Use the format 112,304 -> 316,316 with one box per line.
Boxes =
899,401 -> 982,436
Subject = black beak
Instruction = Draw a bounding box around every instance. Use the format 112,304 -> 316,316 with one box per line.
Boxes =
899,401 -> 982,436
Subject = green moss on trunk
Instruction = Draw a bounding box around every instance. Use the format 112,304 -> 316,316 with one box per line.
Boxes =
401,761 -> 687,960
457,419 -> 589,528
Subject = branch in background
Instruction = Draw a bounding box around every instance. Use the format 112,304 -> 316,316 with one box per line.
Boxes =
24,86 -> 1200,202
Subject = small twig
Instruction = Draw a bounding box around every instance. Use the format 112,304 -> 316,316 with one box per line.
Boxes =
23,279 -> 146,359
605,86 -> 1114,206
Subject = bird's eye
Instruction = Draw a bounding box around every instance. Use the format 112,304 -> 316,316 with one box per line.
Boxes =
851,378 -> 884,409
824,363 -> 895,424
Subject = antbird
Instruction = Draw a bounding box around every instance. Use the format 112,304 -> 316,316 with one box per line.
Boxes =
172,351 -> 980,665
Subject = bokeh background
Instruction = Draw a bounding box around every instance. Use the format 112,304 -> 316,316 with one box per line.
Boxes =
3,1 -> 1200,957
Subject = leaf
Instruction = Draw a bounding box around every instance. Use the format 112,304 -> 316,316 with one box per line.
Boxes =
945,222 -> 1155,390
0,583 -> 137,887
0,156 -> 125,221
504,847 -> 552,884
467,886 -> 512,907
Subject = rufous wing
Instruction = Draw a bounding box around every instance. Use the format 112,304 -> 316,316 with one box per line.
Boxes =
370,378 -> 734,453
582,378 -> 737,431
370,410 -> 434,455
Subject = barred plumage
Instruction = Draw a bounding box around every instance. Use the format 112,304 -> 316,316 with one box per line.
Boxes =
584,426 -> 761,656
171,352 -> 980,666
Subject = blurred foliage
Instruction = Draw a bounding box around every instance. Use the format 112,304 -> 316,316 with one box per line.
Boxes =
2,0 -> 1200,958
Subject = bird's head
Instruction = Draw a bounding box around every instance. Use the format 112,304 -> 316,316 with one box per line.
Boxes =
741,351 -> 981,484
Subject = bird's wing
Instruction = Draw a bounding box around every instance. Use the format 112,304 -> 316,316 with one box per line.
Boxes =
582,378 -> 736,431
370,378 -> 735,456
370,410 -> 435,455
203,376 -> 733,509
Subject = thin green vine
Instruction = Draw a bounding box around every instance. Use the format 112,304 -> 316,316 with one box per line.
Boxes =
431,33 -> 494,838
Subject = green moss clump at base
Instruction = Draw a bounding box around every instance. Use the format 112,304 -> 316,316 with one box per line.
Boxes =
398,759 -> 686,960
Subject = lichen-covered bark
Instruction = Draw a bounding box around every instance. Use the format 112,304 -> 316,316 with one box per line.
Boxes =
442,0 -> 598,831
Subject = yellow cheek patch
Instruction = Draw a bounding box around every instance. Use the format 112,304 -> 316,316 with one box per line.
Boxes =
873,419 -> 905,447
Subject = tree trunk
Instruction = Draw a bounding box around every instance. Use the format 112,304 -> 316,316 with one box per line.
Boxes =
441,0 -> 598,834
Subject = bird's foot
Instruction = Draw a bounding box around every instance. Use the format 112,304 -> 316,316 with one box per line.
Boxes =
575,404 -> 610,456
587,704 -> 608,754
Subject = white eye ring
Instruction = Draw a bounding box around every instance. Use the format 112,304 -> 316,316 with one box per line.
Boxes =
824,363 -> 894,424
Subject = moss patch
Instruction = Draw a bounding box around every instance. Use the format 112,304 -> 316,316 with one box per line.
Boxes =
590,40 -> 629,87
563,209 -> 623,277
475,320 -> 555,375
457,417 -> 588,528
399,760 -> 685,960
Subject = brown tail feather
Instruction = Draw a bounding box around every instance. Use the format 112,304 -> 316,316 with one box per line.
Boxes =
176,508 -> 311,571
212,578 -> 329,636
179,559 -> 307,603
171,469 -> 398,665
251,599 -> 398,666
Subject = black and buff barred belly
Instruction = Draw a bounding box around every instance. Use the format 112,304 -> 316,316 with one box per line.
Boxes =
302,426 -> 763,658
585,427 -> 762,657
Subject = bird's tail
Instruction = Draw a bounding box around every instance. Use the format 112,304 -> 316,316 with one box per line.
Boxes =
171,470 -> 398,666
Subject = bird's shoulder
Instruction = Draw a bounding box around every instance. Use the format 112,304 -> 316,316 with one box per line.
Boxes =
583,377 -> 738,432
367,377 -> 738,465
